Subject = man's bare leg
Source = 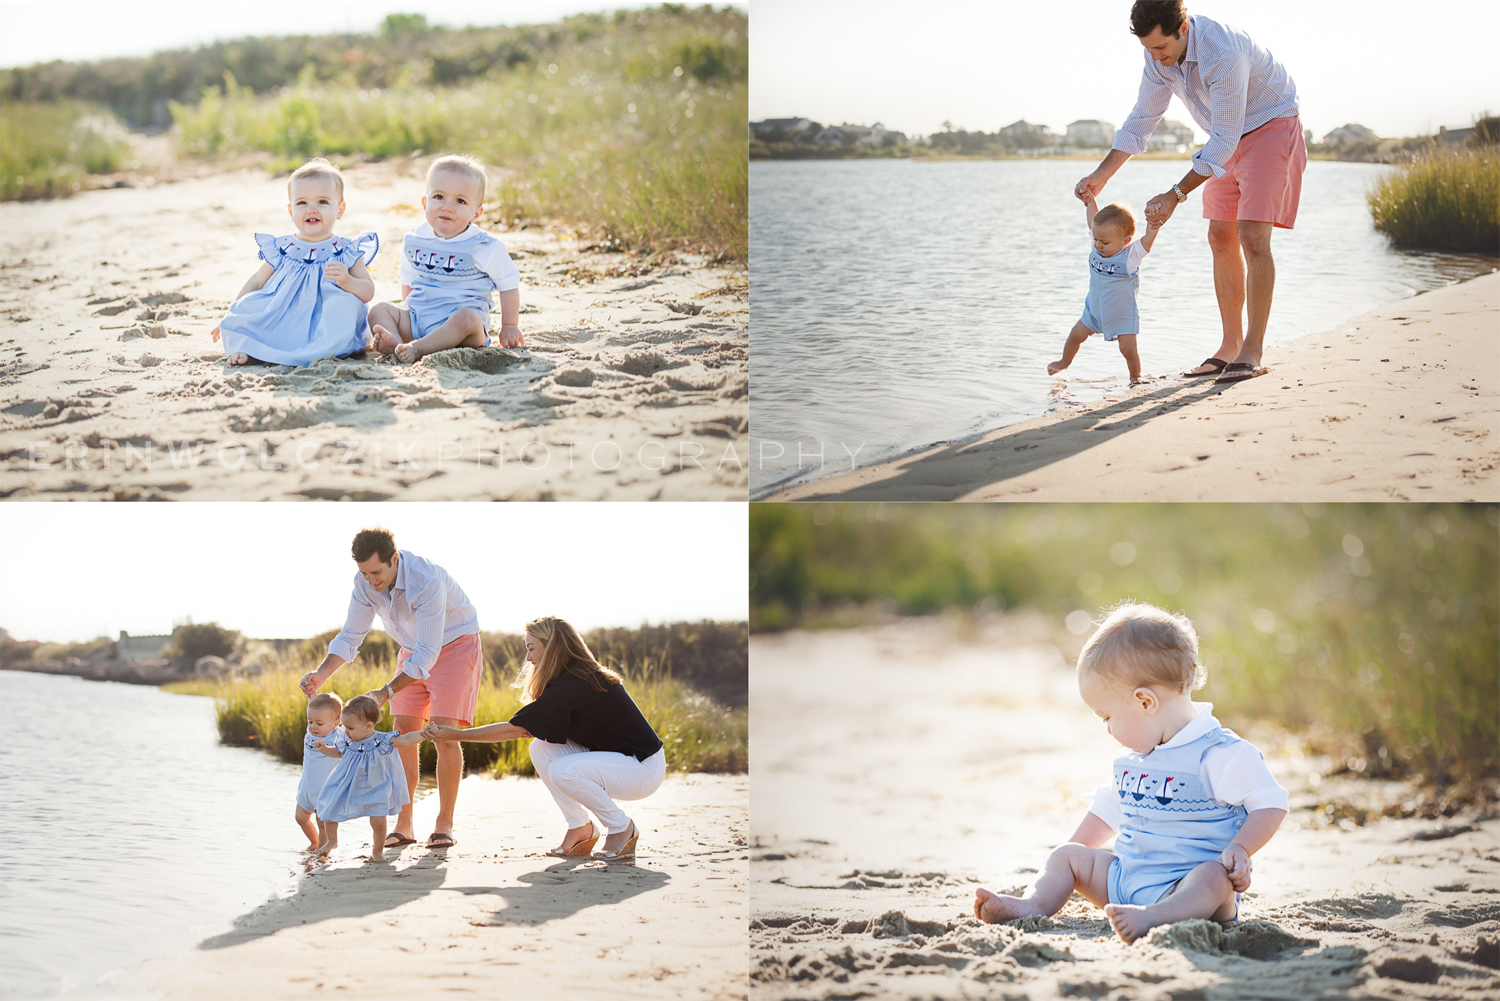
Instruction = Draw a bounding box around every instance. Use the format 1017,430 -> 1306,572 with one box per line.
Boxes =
1048,321 -> 1095,375
1182,220 -> 1245,376
395,308 -> 487,363
975,843 -> 1114,923
427,714 -> 465,841
1104,860 -> 1237,943
367,302 -> 411,355
391,714 -> 424,843
1229,220 -> 1276,368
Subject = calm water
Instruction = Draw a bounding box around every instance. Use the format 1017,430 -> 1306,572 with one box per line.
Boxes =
749,159 -> 1497,496
0,671 -> 312,1000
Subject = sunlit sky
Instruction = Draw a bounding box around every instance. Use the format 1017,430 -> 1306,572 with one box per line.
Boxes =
0,504 -> 747,643
0,1 -> 746,68
751,0 -> 1500,142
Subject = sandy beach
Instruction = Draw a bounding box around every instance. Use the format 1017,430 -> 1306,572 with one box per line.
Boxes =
0,161 -> 747,500
750,617 -> 1500,1000
107,771 -> 747,1000
767,272 -> 1498,502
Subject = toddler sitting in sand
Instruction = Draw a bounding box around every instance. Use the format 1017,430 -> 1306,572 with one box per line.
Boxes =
367,154 -> 522,362
1047,197 -> 1161,385
310,695 -> 425,860
974,603 -> 1288,943
295,693 -> 347,851
213,158 -> 379,366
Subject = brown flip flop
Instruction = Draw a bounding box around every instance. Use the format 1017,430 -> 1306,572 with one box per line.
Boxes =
1183,357 -> 1229,377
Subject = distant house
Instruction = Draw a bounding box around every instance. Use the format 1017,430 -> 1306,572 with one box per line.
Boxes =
1437,125 -> 1474,146
117,629 -> 172,660
813,123 -> 905,147
1148,119 -> 1195,150
999,119 -> 1057,145
751,117 -> 819,143
1323,123 -> 1378,144
1066,119 -> 1116,148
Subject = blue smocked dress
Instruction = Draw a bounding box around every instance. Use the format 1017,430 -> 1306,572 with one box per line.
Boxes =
218,232 -> 379,366
296,725 -> 348,813
315,729 -> 410,822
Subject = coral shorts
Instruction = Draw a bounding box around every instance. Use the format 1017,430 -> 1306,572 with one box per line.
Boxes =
1201,115 -> 1307,229
390,632 -> 483,726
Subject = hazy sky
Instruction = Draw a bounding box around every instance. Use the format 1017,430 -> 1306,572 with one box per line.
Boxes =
750,0 -> 1500,142
0,1 -> 746,68
0,504 -> 747,643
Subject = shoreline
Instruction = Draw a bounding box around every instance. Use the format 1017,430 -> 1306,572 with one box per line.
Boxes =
764,270 -> 1499,501
109,771 -> 748,1000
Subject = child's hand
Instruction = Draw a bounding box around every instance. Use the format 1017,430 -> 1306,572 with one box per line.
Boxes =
1220,842 -> 1252,892
324,262 -> 349,288
497,324 -> 523,349
312,740 -> 326,750
210,327 -> 221,342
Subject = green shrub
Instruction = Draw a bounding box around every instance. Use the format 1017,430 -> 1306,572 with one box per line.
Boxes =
0,99 -> 129,200
1367,145 -> 1500,252
167,622 -> 241,661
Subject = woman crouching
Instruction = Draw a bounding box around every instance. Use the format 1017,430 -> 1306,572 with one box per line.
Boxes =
423,616 -> 665,859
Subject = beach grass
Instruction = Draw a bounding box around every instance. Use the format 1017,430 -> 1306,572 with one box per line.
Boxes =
750,504 -> 1499,794
165,626 -> 746,776
1367,145 -> 1500,253
0,99 -> 129,200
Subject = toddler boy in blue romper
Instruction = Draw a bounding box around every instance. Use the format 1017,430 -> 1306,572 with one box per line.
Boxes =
974,603 -> 1288,943
1047,198 -> 1163,385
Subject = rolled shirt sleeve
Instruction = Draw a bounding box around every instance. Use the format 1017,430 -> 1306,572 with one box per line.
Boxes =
327,579 -> 378,664
399,576 -> 448,679
1112,63 -> 1174,157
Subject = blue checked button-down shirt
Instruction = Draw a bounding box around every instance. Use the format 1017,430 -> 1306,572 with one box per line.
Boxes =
1112,14 -> 1299,178
327,550 -> 480,678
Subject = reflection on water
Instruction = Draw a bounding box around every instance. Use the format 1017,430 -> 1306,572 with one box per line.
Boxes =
2,671 -> 315,998
749,159 -> 1497,496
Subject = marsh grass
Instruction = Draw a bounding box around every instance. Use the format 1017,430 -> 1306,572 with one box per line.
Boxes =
1367,145 -> 1500,253
165,628 -> 746,776
750,504 -> 1499,792
0,100 -> 129,200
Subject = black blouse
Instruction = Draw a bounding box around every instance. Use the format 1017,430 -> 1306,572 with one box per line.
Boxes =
510,669 -> 664,762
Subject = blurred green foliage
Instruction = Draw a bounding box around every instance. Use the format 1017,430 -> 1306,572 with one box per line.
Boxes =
750,504 -> 1499,788
166,622 -> 242,662
1367,144 -> 1500,254
0,100 -> 129,199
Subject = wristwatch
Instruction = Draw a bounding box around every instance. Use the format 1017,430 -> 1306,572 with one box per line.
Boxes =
1172,183 -> 1188,203
381,683 -> 394,700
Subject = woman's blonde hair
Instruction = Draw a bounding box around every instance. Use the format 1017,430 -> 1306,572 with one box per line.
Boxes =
1077,601 -> 1206,693
515,616 -> 622,703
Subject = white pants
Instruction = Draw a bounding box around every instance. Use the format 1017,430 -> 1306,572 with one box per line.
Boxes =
529,739 -> 666,834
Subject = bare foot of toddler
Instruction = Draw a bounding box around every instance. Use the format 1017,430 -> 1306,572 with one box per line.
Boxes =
368,847 -> 385,862
1103,903 -> 1157,943
227,352 -> 250,365
394,339 -> 424,363
315,837 -> 337,856
974,887 -> 1045,924
367,324 -> 400,355
1046,360 -> 1068,376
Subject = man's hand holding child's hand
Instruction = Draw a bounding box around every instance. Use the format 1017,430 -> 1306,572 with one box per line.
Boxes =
1220,842 -> 1253,892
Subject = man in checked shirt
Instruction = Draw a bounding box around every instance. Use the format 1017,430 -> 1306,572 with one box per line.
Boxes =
1075,0 -> 1306,385
300,527 -> 485,851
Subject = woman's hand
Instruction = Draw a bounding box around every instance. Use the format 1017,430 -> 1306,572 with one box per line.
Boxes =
423,723 -> 461,742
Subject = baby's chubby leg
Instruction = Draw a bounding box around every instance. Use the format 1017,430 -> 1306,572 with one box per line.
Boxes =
1116,334 -> 1143,384
316,821 -> 338,856
1104,860 -> 1237,944
294,805 -> 320,850
369,816 -> 388,862
975,843 -> 1114,924
1048,322 -> 1095,376
395,308 -> 487,363
367,302 -> 411,355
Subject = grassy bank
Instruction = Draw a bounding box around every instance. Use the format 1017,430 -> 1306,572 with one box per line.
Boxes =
750,504 -> 1499,794
0,100 -> 130,200
1367,145 -> 1500,253
166,623 -> 747,775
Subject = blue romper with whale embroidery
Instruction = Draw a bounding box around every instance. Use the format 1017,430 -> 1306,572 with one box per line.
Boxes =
1107,725 -> 1248,909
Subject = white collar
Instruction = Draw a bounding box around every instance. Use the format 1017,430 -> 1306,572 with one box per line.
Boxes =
416,221 -> 480,242
1157,702 -> 1217,749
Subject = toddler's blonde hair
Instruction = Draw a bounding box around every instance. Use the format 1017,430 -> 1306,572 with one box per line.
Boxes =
1093,202 -> 1137,238
1077,602 -> 1206,693
287,157 -> 345,200
307,692 -> 343,715
427,154 -> 488,204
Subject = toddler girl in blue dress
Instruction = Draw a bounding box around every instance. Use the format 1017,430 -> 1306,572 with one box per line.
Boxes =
973,603 -> 1288,943
311,695 -> 425,860
211,158 -> 380,367
296,692 -> 347,851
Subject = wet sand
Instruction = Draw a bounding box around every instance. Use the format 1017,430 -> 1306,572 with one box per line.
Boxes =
750,617 -> 1500,1000
109,772 -> 748,1000
0,161 -> 747,500
768,272 -> 1498,502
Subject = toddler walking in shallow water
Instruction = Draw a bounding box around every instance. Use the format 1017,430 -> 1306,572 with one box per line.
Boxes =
295,693 -> 347,851
1047,197 -> 1162,385
311,695 -> 425,860
973,603 -> 1288,943
212,158 -> 379,366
